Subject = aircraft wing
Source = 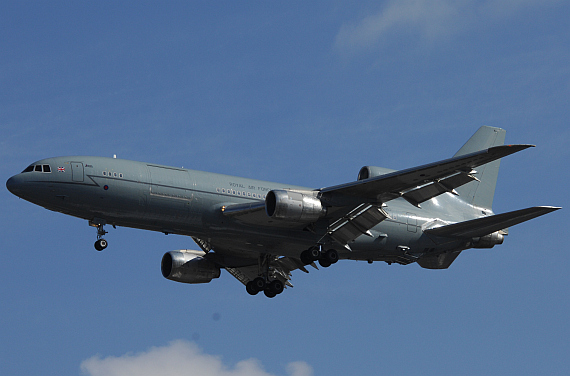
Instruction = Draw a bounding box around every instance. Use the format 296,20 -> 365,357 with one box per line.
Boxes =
319,145 -> 534,206
424,206 -> 561,239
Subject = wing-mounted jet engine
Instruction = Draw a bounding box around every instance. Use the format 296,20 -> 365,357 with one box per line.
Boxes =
265,189 -> 326,223
161,249 -> 221,284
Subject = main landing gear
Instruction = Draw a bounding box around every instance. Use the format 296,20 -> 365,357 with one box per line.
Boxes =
246,277 -> 284,298
300,247 -> 339,268
94,223 -> 108,251
245,254 -> 285,298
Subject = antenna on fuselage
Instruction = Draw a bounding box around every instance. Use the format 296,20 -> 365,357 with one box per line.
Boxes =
113,154 -> 117,159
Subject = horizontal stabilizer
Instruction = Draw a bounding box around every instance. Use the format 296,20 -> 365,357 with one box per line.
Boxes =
425,206 -> 560,239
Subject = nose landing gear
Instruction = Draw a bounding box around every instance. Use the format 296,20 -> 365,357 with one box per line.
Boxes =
90,221 -> 108,251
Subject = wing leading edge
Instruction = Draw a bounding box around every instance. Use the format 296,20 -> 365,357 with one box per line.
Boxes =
319,144 -> 534,206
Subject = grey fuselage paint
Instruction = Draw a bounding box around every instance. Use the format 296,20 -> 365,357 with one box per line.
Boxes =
7,156 -> 475,266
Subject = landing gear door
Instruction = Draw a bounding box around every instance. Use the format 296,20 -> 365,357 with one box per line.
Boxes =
71,162 -> 84,182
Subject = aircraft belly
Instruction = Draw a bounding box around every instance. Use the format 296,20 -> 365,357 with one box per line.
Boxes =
346,214 -> 439,261
210,226 -> 317,255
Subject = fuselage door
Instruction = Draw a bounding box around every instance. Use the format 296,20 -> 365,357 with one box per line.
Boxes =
71,162 -> 84,182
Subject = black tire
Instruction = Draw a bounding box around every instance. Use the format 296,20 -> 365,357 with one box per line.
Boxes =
264,289 -> 277,298
300,250 -> 313,265
318,258 -> 332,268
324,249 -> 339,264
268,279 -> 284,295
252,277 -> 266,291
246,281 -> 259,295
309,247 -> 321,261
94,239 -> 107,251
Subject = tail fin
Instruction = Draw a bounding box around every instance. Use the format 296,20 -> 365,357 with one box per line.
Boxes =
453,126 -> 506,210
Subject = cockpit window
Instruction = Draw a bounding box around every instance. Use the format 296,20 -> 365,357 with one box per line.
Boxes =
22,164 -> 52,173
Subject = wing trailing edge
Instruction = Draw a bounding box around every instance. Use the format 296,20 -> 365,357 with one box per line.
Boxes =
424,206 -> 561,239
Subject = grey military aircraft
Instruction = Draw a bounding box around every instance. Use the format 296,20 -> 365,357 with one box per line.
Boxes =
6,126 -> 560,297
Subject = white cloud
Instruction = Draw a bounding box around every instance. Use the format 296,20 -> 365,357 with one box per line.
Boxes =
335,0 -> 463,50
80,340 -> 313,376
334,0 -> 562,53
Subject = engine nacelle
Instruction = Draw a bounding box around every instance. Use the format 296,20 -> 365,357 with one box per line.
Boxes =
161,249 -> 221,284
265,189 -> 326,223
357,166 -> 397,181
472,231 -> 505,249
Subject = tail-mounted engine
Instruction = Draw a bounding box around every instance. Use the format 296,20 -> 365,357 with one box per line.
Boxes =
357,166 -> 397,180
161,250 -> 221,284
265,189 -> 326,223
472,231 -> 505,248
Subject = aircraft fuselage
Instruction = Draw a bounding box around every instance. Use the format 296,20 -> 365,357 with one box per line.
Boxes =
6,156 -> 468,266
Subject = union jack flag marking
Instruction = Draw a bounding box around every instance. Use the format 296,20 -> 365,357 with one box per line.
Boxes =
58,167 -> 65,172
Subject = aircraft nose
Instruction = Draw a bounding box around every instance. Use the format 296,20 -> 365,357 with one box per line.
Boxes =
6,175 -> 23,197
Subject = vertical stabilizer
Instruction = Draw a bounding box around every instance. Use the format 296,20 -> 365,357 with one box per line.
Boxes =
453,126 -> 506,210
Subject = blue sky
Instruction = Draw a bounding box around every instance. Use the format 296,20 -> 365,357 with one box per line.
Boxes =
1,1 -> 568,375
